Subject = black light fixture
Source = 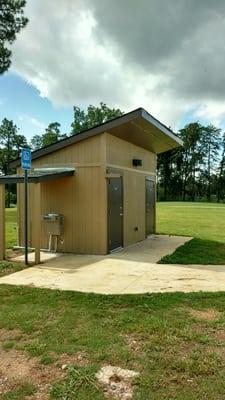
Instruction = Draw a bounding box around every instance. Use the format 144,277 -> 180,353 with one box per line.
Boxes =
132,158 -> 142,167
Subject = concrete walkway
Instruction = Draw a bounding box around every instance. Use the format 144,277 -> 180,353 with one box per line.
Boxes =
1,235 -> 225,294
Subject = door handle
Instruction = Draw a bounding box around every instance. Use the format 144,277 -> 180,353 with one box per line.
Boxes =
120,213 -> 123,216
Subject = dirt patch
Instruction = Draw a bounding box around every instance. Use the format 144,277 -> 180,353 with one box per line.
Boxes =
203,344 -> 225,359
0,328 -> 23,342
189,308 -> 221,321
203,327 -> 225,350
0,348 -> 89,399
96,365 -> 139,399
125,334 -> 142,352
6,249 -> 24,260
0,349 -> 64,399
178,342 -> 196,359
211,329 -> 225,342
57,351 -> 89,368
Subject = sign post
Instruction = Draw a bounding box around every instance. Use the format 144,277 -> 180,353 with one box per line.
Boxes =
21,148 -> 31,265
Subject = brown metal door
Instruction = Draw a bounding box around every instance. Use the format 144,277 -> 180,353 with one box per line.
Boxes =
108,178 -> 123,252
146,179 -> 155,236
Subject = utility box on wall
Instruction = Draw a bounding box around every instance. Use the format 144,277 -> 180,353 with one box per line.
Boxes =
41,213 -> 64,236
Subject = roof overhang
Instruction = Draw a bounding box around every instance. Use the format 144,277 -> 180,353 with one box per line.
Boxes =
0,168 -> 75,185
105,109 -> 183,154
10,108 -> 182,168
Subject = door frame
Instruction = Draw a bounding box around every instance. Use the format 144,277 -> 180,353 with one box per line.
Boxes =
145,177 -> 156,237
107,176 -> 124,253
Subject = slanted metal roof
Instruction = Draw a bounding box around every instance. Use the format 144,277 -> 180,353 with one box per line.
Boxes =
0,168 -> 75,185
10,108 -> 183,168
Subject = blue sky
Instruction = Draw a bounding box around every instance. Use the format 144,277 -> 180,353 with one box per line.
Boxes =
0,73 -> 73,141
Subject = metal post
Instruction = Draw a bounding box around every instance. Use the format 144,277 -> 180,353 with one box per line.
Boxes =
24,169 -> 28,265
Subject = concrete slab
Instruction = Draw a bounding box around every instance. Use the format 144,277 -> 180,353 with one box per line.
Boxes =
11,251 -> 63,263
3,235 -> 224,295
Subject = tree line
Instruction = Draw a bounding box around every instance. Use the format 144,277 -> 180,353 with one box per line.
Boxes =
157,122 -> 225,202
0,103 -> 122,206
1,103 -> 225,205
0,102 -> 122,174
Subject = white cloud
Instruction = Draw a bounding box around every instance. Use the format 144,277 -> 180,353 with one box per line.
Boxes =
18,114 -> 45,131
10,0 -> 225,129
194,102 -> 225,128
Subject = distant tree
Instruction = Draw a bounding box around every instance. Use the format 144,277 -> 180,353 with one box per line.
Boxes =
201,125 -> 221,201
0,0 -> 28,74
42,122 -> 65,147
179,123 -> 204,201
30,134 -> 43,151
71,102 -> 123,135
0,118 -> 27,174
217,132 -> 225,202
0,118 -> 27,207
30,122 -> 67,150
157,150 -> 174,200
13,133 -> 28,155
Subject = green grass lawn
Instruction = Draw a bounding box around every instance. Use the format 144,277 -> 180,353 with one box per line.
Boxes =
5,203 -> 225,246
5,207 -> 17,249
157,202 -> 225,264
0,286 -> 225,399
157,202 -> 225,243
159,238 -> 225,265
4,203 -> 225,264
0,261 -> 27,277
1,206 -> 225,397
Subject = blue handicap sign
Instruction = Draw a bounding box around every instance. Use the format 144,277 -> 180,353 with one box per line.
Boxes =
21,148 -> 31,170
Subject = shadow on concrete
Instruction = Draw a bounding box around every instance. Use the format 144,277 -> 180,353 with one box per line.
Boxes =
35,235 -> 192,274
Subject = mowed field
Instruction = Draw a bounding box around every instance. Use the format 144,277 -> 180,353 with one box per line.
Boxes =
0,286 -> 225,399
6,202 -> 225,248
4,203 -> 225,264
157,202 -> 225,243
5,207 -> 17,249
0,204 -> 225,398
157,202 -> 225,264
